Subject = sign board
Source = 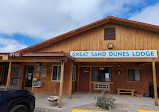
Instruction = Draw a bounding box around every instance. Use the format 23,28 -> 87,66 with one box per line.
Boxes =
2,55 -> 8,60
70,50 -> 158,58
32,81 -> 43,87
9,53 -> 21,57
41,68 -> 47,77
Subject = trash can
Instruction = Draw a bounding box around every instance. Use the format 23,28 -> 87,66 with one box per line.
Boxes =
149,82 -> 159,98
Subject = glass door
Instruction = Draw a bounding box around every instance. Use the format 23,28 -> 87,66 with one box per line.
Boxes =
25,66 -> 34,87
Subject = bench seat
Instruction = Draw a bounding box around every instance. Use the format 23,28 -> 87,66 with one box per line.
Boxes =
117,88 -> 135,96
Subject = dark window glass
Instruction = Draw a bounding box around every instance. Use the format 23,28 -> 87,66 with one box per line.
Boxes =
72,66 -> 76,81
128,69 -> 141,81
52,66 -> 61,81
52,66 -> 57,80
92,67 -> 111,82
57,66 -> 61,81
104,28 -> 115,40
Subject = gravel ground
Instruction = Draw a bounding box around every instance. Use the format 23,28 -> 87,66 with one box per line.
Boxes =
35,103 -> 159,112
34,93 -> 159,112
35,102 -> 159,112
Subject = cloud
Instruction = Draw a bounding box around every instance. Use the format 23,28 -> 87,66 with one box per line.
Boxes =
0,0 -> 144,39
130,2 -> 159,25
0,36 -> 27,52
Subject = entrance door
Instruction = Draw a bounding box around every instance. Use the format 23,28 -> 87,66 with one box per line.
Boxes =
79,67 -> 90,92
25,66 -> 34,88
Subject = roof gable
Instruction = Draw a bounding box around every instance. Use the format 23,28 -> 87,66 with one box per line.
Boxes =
17,16 -> 159,53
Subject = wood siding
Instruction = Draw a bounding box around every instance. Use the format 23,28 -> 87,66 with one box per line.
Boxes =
37,24 -> 159,55
34,24 -> 159,95
32,61 -> 76,95
3,23 -> 159,95
78,62 -> 159,95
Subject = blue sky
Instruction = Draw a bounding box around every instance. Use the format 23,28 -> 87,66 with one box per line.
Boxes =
0,0 -> 159,52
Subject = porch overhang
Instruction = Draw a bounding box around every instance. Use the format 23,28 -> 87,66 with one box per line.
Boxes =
0,52 -> 74,108
74,58 -> 159,63
0,52 -> 74,62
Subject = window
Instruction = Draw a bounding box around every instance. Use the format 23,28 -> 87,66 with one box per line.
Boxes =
72,65 -> 76,81
128,69 -> 141,81
92,67 -> 111,82
94,83 -> 109,90
51,65 -> 61,81
104,28 -> 115,40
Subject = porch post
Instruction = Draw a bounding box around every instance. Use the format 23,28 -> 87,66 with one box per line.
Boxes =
152,61 -> 158,106
58,60 -> 65,108
6,62 -> 12,89
68,61 -> 73,99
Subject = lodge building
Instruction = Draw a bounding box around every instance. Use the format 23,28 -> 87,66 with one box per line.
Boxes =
0,16 -> 159,107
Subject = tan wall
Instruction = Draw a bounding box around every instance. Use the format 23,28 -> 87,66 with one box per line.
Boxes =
32,61 -> 75,95
112,63 -> 153,94
37,24 -> 159,55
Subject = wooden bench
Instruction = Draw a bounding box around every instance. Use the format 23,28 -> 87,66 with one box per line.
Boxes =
117,88 -> 135,96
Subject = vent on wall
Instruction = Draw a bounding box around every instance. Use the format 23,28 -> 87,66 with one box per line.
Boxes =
104,28 -> 115,40
94,83 -> 109,90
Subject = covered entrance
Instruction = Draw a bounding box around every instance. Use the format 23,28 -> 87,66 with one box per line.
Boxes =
25,66 -> 34,87
24,65 -> 34,91
76,61 -> 159,106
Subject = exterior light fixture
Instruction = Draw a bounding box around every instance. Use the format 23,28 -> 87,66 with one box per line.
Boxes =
99,67 -> 105,70
117,64 -> 121,68
107,43 -> 113,49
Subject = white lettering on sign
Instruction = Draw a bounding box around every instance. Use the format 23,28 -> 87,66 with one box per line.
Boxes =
70,50 -> 158,58
9,53 -> 20,57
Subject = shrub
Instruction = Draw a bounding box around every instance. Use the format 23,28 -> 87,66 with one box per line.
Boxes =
95,90 -> 116,110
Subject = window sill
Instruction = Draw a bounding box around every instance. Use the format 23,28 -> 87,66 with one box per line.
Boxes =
51,80 -> 60,83
91,81 -> 114,84
126,81 -> 142,82
94,88 -> 110,91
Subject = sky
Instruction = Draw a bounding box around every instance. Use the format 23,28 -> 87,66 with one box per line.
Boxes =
0,0 -> 159,52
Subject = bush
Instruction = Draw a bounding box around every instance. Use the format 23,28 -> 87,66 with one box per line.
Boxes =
95,90 -> 116,110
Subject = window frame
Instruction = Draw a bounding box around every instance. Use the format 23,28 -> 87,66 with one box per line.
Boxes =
51,65 -> 61,81
104,27 -> 116,40
91,67 -> 112,82
94,83 -> 109,90
127,68 -> 142,82
72,65 -> 76,82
